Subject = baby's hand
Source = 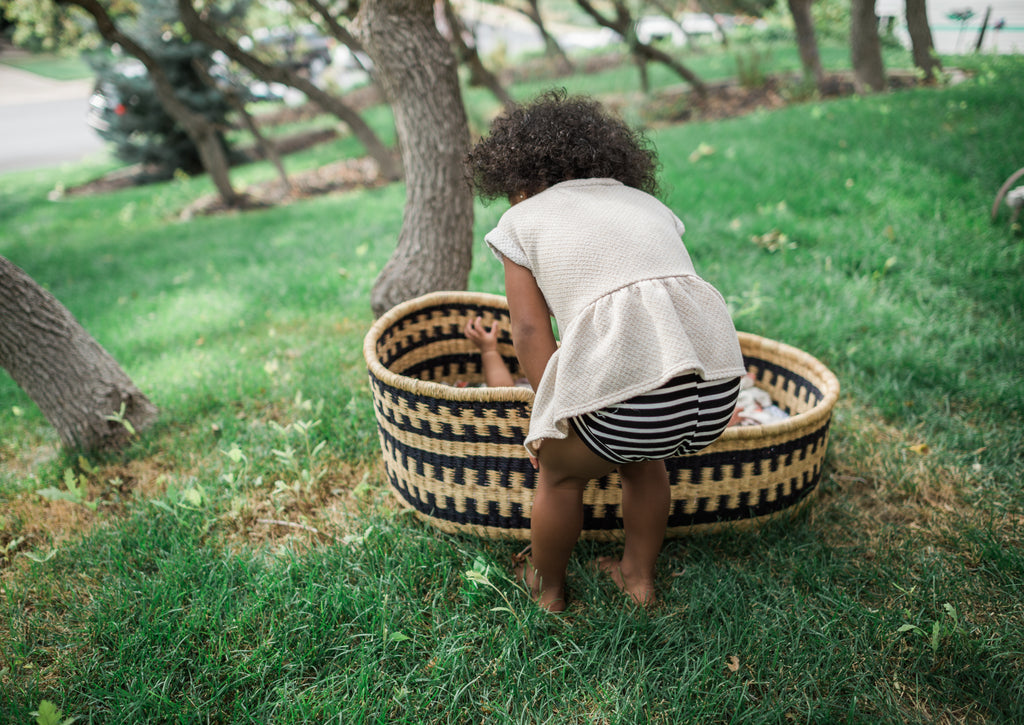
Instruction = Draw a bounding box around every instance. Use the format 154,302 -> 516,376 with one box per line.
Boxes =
464,317 -> 500,353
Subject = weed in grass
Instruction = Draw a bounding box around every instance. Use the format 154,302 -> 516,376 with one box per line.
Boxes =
462,554 -> 526,627
29,700 -> 76,725
35,468 -> 95,511
735,46 -> 773,89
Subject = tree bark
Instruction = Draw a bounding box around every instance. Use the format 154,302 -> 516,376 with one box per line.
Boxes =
61,0 -> 243,206
850,0 -> 886,93
905,0 -> 941,82
787,0 -> 826,92
0,257 -> 158,452
176,0 -> 402,181
355,0 -> 474,318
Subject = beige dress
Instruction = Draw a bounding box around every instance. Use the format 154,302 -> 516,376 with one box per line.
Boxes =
485,178 -> 745,457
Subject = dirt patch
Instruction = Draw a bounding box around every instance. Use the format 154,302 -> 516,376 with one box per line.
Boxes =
0,457 -> 174,579
179,156 -> 388,219
217,457 -> 388,555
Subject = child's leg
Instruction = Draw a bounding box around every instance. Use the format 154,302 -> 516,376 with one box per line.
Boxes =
527,432 -> 615,611
597,459 -> 669,606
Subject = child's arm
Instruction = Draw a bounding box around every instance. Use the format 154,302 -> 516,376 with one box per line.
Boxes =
502,257 -> 557,392
464,317 -> 515,387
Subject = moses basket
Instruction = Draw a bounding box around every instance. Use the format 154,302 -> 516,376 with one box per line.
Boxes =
364,291 -> 839,541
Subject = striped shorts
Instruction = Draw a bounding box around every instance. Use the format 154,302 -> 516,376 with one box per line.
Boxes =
569,373 -> 742,464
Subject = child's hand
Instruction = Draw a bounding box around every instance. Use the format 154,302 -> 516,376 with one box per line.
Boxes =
464,317 -> 500,353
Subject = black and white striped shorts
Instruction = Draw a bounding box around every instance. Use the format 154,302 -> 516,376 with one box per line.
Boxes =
569,373 -> 742,464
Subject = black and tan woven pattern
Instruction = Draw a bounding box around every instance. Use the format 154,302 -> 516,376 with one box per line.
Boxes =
364,291 -> 840,541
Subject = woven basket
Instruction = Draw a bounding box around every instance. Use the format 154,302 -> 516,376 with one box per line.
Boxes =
364,291 -> 839,541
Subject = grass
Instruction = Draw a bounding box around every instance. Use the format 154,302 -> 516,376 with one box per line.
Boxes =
1,46 -> 1023,723
0,52 -> 92,80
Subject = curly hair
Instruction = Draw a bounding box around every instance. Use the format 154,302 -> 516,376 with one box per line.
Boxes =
465,89 -> 661,203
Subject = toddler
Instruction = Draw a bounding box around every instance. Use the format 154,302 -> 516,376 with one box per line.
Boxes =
465,90 -> 745,611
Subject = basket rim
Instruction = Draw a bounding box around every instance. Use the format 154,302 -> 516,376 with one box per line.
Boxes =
363,290 -> 840,438
363,291 -> 534,404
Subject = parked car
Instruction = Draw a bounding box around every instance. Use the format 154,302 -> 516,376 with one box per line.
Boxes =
85,59 -> 146,133
635,13 -> 728,46
636,16 -> 686,46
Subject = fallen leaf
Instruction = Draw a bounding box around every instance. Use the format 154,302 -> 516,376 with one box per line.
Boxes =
908,443 -> 930,455
688,142 -> 715,163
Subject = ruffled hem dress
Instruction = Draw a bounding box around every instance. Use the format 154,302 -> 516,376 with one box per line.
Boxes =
485,178 -> 746,457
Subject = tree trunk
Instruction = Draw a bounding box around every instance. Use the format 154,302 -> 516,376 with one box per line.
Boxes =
193,58 -> 293,193
906,0 -> 941,82
787,0 -> 826,92
850,0 -> 886,93
62,0 -> 243,206
355,0 -> 474,318
177,0 -> 402,181
516,0 -> 574,72
633,36 -> 705,92
442,0 -> 514,108
0,257 -> 158,452
575,0 -> 706,96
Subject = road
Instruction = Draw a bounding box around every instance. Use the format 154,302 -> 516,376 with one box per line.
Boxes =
0,63 -> 105,174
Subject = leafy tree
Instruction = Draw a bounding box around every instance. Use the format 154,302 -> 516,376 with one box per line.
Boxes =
62,0 -> 244,204
175,0 -> 403,181
86,24 -> 234,179
3,0 -> 97,52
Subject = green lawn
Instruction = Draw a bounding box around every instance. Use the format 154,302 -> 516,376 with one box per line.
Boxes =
1,48 -> 1022,723
0,52 -> 92,80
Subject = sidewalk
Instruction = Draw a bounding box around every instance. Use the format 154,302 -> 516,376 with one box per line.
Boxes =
0,55 -> 103,173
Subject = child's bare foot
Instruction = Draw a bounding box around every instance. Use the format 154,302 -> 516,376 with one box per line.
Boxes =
596,556 -> 657,607
515,559 -> 567,612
